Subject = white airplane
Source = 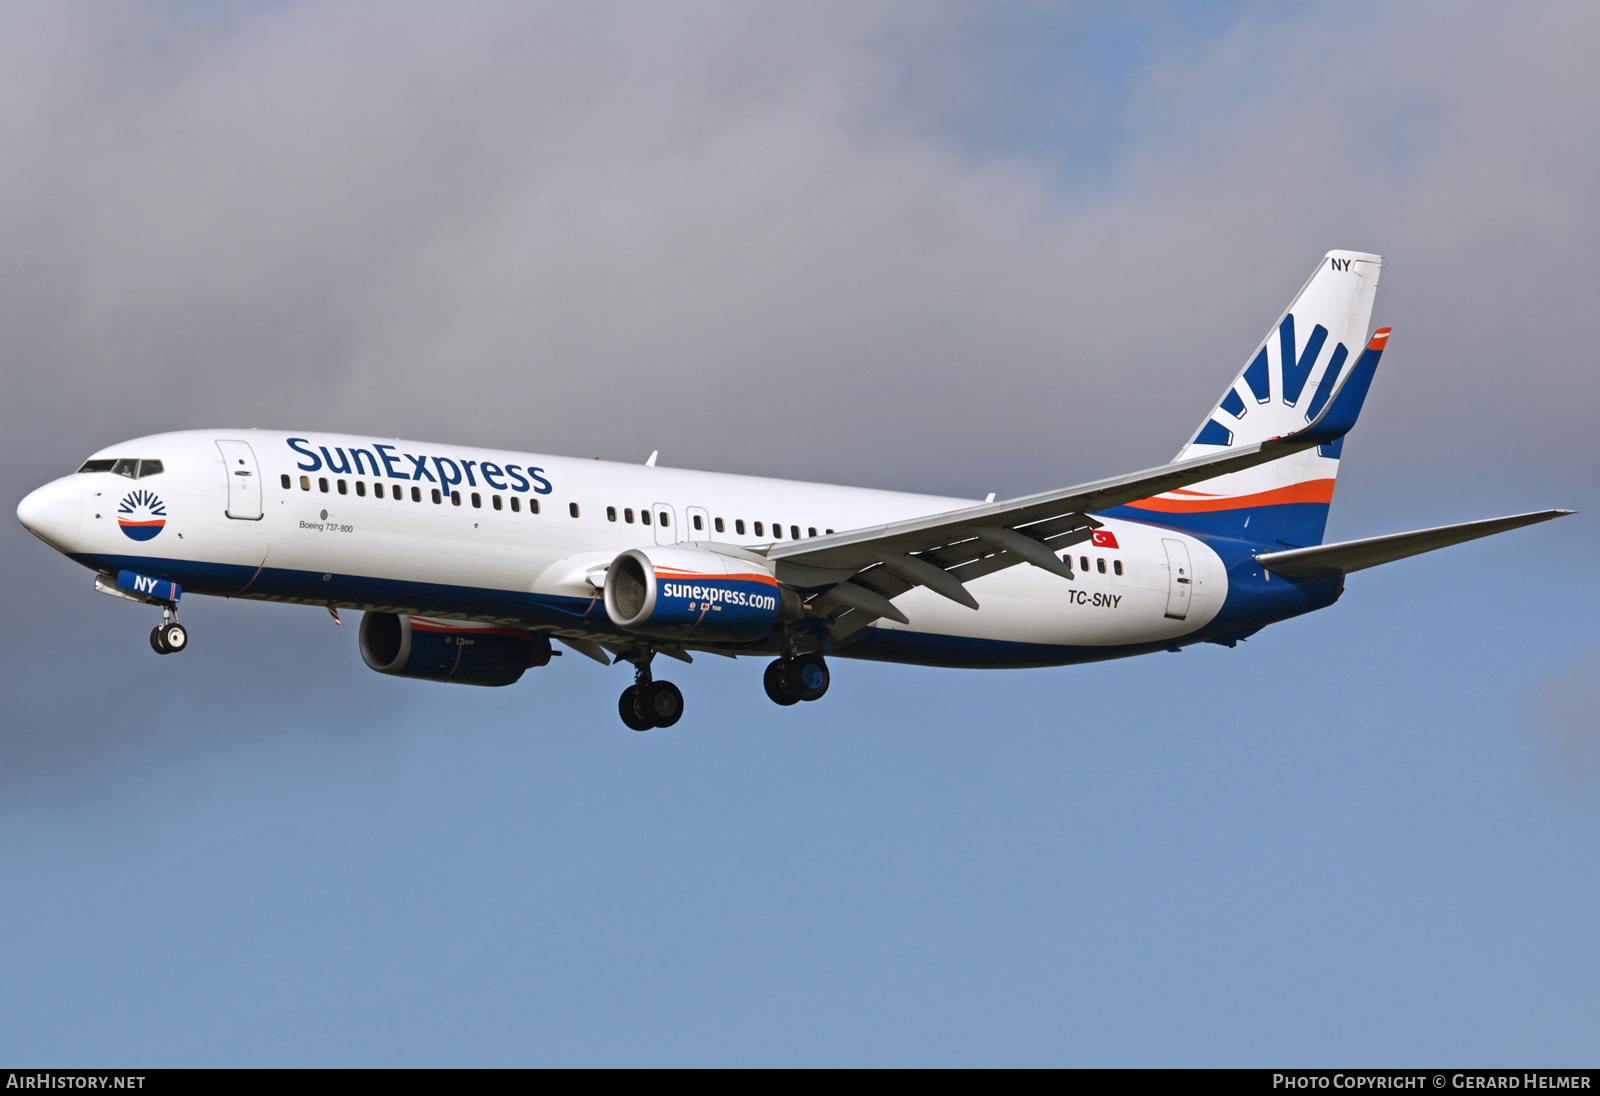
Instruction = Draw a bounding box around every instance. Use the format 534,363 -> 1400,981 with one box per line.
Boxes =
17,251 -> 1573,729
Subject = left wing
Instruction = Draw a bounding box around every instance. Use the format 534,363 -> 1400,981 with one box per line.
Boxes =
762,338 -> 1378,639
1254,509 -> 1574,577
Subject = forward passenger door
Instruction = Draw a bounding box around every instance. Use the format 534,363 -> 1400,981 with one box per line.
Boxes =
216,440 -> 263,521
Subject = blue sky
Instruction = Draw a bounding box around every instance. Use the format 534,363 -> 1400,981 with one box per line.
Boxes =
1,1 -> 1596,1065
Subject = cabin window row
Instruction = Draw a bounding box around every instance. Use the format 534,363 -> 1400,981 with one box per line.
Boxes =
601,507 -> 833,539
281,474 -> 836,537
1073,555 -> 1123,576
283,474 -> 541,513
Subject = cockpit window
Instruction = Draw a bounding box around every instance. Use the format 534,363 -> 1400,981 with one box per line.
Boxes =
78,458 -> 164,479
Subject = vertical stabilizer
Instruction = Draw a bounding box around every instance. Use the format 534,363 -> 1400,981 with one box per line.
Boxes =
1102,251 -> 1386,548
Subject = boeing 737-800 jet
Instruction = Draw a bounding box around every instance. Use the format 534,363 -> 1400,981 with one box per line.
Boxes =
16,251 -> 1573,729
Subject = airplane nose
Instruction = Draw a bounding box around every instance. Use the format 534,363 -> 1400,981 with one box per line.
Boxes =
17,477 -> 82,552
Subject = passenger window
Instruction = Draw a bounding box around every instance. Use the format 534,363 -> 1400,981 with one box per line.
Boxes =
715,517 -> 725,533
641,510 -> 651,525
529,499 -> 540,514
693,515 -> 703,531
356,481 -> 366,497
808,527 -> 817,538
773,525 -> 783,539
624,508 -> 634,523
1079,556 -> 1089,571
281,474 -> 291,489
825,529 -> 834,535
112,458 -> 138,478
471,493 -> 481,508
570,502 -> 580,518
411,486 -> 421,502
337,479 -> 348,495
373,483 -> 384,498
1113,560 -> 1123,576
450,491 -> 459,505
318,477 -> 329,493
658,511 -> 668,527
607,506 -> 616,522
1097,558 -> 1106,573
753,521 -> 763,536
790,525 -> 799,540
77,460 -> 116,474
736,520 -> 746,535
510,496 -> 520,513
493,495 -> 503,510
139,460 -> 163,478
433,489 -> 443,504
301,476 -> 311,491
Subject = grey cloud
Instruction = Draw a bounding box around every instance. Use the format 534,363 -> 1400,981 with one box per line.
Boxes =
1526,643 -> 1600,789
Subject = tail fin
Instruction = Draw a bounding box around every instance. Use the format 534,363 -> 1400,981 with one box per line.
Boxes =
1112,250 -> 1386,548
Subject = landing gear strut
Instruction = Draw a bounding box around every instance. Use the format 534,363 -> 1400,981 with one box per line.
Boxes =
149,605 -> 187,655
764,653 -> 829,705
618,650 -> 684,731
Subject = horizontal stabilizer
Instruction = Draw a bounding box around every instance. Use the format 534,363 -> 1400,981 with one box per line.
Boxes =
1255,509 -> 1575,577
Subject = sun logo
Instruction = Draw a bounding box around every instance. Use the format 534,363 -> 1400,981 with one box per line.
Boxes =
117,489 -> 167,541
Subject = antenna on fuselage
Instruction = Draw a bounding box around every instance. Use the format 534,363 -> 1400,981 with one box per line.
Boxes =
645,451 -> 658,467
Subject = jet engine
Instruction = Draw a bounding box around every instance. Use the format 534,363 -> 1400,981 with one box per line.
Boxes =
604,546 -> 783,641
359,612 -> 551,687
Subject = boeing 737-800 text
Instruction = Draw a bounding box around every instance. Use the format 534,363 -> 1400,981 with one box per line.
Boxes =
16,251 -> 1573,729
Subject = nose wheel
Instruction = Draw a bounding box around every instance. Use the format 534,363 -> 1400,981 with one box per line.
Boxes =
149,604 -> 187,656
150,620 -> 188,655
764,654 -> 829,705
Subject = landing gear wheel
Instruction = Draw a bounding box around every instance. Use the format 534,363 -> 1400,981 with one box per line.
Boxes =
642,680 -> 684,728
619,685 -> 653,731
782,654 -> 829,702
764,659 -> 801,706
150,625 -> 170,655
159,623 -> 187,653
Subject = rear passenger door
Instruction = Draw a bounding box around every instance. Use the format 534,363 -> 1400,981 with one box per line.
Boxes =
216,440 -> 263,520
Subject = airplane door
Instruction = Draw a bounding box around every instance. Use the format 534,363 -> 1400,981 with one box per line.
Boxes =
653,503 -> 676,545
1162,538 -> 1192,620
216,440 -> 263,520
686,506 -> 710,541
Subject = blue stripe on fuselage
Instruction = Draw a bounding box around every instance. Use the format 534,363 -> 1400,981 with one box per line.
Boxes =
71,531 -> 1342,669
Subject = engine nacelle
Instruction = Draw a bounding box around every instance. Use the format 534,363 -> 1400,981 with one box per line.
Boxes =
604,546 -> 782,641
359,612 -> 551,687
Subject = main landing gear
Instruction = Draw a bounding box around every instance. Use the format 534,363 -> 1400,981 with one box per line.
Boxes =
618,650 -> 683,731
764,653 -> 829,706
149,606 -> 187,655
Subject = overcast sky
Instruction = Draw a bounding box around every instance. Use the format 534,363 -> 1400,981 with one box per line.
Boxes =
2,1 -> 1596,1065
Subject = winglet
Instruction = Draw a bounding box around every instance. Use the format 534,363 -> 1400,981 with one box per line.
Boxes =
1295,327 -> 1391,446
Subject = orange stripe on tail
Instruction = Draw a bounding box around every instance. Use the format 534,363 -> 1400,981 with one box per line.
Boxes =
1124,478 -> 1336,514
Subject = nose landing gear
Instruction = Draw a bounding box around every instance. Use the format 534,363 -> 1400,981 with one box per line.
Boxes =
618,650 -> 684,730
149,607 -> 187,655
764,653 -> 829,705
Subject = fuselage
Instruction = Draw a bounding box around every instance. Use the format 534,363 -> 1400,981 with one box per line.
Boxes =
18,429 -> 1343,668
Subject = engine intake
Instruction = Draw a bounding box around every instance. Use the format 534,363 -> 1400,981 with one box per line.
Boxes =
359,612 -> 551,687
604,546 -> 782,641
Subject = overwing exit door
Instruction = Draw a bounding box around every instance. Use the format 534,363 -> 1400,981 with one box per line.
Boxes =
216,440 -> 262,520
653,503 -> 676,545
1161,538 -> 1192,620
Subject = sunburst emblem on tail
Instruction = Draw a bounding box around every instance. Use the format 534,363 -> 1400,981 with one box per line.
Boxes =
117,488 -> 167,541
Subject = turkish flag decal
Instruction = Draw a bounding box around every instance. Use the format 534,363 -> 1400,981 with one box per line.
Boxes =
1091,530 -> 1119,549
